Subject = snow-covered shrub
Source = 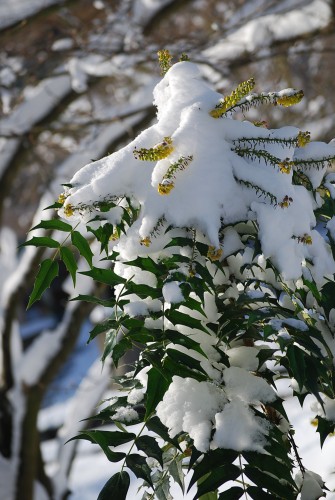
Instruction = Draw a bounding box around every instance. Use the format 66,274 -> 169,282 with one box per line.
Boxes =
27,52 -> 335,499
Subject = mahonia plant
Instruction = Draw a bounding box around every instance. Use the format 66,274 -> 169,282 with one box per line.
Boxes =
26,51 -> 335,499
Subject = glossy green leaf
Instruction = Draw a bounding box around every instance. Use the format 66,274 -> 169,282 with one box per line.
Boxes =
244,465 -> 296,499
193,464 -> 240,499
285,344 -> 306,391
316,415 -> 335,447
70,294 -> 115,307
146,416 -> 180,449
136,435 -> 163,467
218,487 -> 244,499
165,309 -> 209,333
126,453 -> 153,487
31,219 -> 72,232
246,486 -> 274,500
110,337 -> 132,367
169,458 -> 184,493
21,236 -> 60,248
242,451 -> 295,486
70,430 -> 129,462
145,367 -> 170,418
97,471 -> 130,500
28,259 -> 59,308
60,246 -> 77,286
189,449 -> 238,491
199,492 -> 218,500
80,266 -> 125,286
71,230 -> 93,267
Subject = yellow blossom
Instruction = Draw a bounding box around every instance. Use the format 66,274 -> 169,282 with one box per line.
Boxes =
297,131 -> 311,147
316,187 -> 331,198
63,203 -> 74,217
278,160 -> 293,174
298,233 -> 313,245
58,193 -> 67,205
133,137 -> 174,161
276,90 -> 304,107
188,267 -> 196,277
140,237 -> 151,247
210,78 -> 255,118
158,182 -> 174,195
157,49 -> 173,75
279,195 -> 293,208
253,120 -> 268,128
207,246 -> 223,261
109,230 -> 119,241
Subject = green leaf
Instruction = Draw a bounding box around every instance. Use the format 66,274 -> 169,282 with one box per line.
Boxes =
126,453 -> 153,487
163,355 -> 207,382
31,219 -> 72,232
110,337 -> 133,367
243,465 -> 296,499
146,416 -> 180,449
199,492 -> 218,500
145,367 -> 170,418
218,487 -> 244,499
166,349 -> 207,376
125,256 -> 161,275
80,266 -> 125,286
169,458 -> 184,493
82,429 -> 136,446
285,345 -> 306,391
316,415 -> 335,447
89,319 -> 117,342
136,435 -> 163,467
70,294 -> 115,307
189,450 -> 238,491
125,281 -> 162,299
246,486 -> 274,500
44,202 -> 63,210
98,471 -> 130,500
71,230 -> 93,267
60,246 -> 77,286
28,259 -> 59,308
21,236 -> 60,248
242,451 -> 295,486
165,309 -> 209,333
302,278 -> 322,302
165,330 -> 205,355
193,464 -> 240,499
71,430 -> 130,462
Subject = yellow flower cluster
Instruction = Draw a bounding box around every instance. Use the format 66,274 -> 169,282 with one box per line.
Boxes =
297,233 -> 313,245
276,90 -> 304,107
316,187 -> 331,198
109,230 -> 119,241
157,49 -> 173,75
63,203 -> 74,217
158,182 -> 174,195
133,137 -> 174,161
207,246 -> 223,261
188,267 -> 196,278
157,156 -> 193,195
210,78 -> 255,118
58,192 -> 67,205
278,159 -> 294,174
253,120 -> 268,128
140,237 -> 151,247
279,195 -> 293,208
297,131 -> 311,148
